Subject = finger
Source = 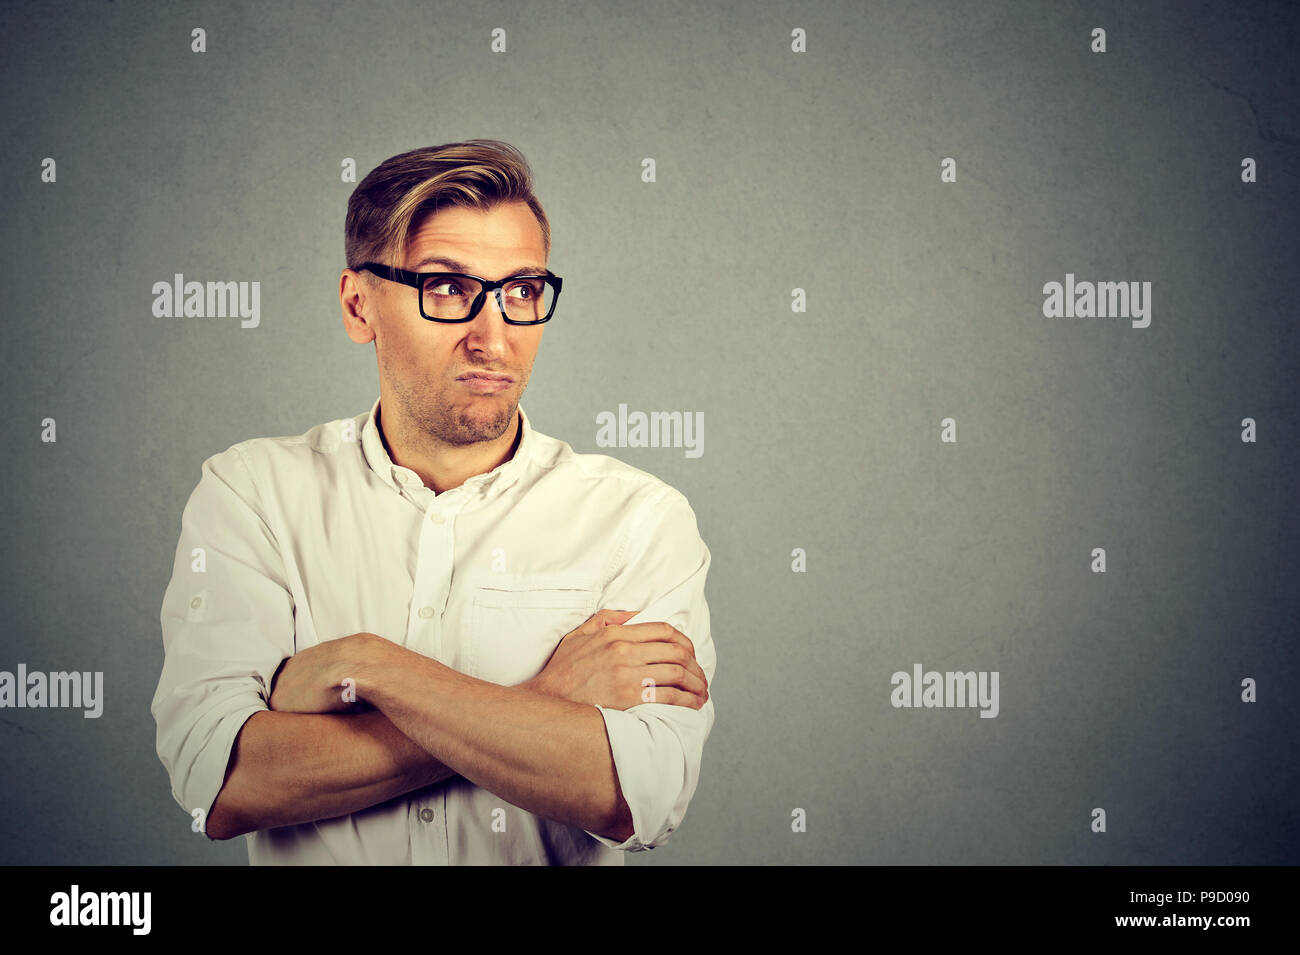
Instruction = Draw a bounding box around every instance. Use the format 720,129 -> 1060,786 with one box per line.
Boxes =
626,641 -> 708,688
587,608 -> 640,631
681,657 -> 709,695
632,681 -> 707,710
639,663 -> 709,701
610,621 -> 695,657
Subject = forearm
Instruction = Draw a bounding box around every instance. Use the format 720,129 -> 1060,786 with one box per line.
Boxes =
206,708 -> 457,840
367,653 -> 634,842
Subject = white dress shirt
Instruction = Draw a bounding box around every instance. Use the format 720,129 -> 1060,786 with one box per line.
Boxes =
152,396 -> 716,865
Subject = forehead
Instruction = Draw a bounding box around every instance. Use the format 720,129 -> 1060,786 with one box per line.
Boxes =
405,201 -> 545,272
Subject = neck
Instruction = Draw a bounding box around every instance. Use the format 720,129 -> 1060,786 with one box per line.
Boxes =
378,402 -> 521,494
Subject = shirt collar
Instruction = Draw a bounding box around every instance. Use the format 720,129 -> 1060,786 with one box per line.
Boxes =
360,395 -> 534,501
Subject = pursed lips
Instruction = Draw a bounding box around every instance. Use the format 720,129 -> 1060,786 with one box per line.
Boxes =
456,372 -> 514,393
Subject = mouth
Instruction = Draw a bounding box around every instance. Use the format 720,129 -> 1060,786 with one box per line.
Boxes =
457,373 -> 513,394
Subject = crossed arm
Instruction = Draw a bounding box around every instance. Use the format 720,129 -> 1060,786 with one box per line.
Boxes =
204,610 -> 709,842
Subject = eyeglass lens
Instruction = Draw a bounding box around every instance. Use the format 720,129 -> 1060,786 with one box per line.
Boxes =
422,275 -> 555,322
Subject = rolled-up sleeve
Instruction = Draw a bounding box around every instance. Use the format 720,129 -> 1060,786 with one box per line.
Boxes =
151,444 -> 295,836
586,486 -> 717,851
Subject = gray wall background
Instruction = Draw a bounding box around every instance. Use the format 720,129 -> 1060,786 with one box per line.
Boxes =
2,0 -> 1297,865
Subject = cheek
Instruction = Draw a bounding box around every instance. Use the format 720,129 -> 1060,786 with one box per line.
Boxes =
382,324 -> 445,372
517,336 -> 542,373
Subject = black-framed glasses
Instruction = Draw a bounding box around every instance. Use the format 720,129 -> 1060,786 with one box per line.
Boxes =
359,262 -> 562,325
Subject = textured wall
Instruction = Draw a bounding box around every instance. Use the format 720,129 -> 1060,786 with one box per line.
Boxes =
1,0 -> 1297,865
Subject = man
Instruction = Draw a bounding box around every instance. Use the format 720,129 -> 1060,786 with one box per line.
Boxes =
151,140 -> 716,865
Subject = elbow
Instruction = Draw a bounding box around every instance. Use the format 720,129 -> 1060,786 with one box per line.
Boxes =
204,793 -> 250,841
605,819 -> 637,845
197,709 -> 270,841
205,755 -> 264,841
204,814 -> 238,842
596,789 -> 636,845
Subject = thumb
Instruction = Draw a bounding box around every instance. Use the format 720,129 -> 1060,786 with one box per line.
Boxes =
593,608 -> 640,628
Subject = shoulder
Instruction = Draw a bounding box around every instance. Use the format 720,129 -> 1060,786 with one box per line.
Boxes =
528,426 -> 696,516
205,409 -> 368,487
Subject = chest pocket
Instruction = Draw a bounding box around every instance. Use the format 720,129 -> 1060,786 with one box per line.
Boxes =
467,575 -> 601,686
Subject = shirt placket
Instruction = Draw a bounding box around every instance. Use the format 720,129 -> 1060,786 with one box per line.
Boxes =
398,473 -> 461,865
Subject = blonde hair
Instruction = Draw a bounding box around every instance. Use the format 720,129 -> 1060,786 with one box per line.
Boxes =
345,140 -> 551,283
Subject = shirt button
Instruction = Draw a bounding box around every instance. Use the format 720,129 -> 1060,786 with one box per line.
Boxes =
429,512 -> 446,524
190,596 -> 203,609
418,606 -> 435,619
419,808 -> 434,822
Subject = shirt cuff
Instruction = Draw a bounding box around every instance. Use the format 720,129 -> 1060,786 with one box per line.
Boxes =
160,700 -> 266,840
583,702 -> 701,851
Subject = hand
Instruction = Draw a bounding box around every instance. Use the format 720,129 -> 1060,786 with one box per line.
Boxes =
268,632 -> 384,714
523,609 -> 709,711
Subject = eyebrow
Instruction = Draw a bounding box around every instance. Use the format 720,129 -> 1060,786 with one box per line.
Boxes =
412,256 -> 547,278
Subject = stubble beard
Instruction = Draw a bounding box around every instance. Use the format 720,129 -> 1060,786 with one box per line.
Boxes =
394,377 -> 519,449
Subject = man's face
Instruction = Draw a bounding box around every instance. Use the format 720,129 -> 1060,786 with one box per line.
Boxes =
359,200 -> 547,447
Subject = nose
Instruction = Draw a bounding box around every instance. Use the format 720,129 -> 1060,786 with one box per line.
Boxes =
466,289 -> 511,348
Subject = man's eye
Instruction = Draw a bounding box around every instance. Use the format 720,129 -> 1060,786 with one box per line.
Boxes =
507,281 -> 541,299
